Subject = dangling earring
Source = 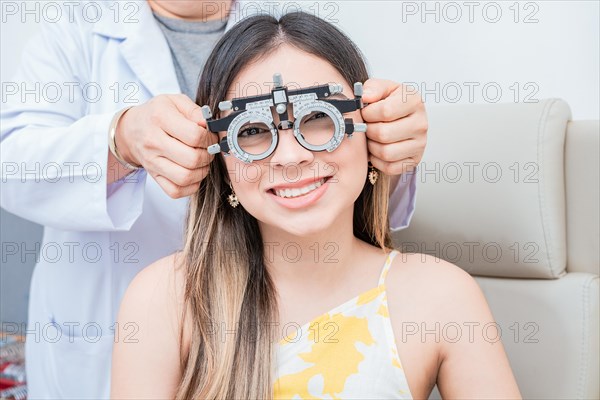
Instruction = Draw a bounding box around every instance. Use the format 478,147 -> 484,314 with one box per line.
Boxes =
227,182 -> 239,208
368,163 -> 379,185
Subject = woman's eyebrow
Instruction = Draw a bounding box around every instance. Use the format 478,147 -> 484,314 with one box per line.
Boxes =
327,93 -> 350,100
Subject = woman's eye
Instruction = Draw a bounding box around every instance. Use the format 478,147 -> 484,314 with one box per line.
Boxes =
306,112 -> 327,122
239,126 -> 267,137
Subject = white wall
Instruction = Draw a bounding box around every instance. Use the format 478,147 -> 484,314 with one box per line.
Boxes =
333,0 -> 599,120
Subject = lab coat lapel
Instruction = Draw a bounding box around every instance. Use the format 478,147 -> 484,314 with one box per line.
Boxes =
93,0 -> 270,96
122,2 -> 180,96
95,1 -> 180,97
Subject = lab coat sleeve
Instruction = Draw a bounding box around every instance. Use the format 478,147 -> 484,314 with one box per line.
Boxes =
388,167 -> 418,232
0,18 -> 147,231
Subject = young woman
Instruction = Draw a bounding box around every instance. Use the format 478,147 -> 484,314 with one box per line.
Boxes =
111,12 -> 522,400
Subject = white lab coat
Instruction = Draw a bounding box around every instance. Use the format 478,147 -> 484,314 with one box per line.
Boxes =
0,1 -> 416,398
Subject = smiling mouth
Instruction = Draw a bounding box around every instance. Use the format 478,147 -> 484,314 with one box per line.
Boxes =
270,177 -> 331,199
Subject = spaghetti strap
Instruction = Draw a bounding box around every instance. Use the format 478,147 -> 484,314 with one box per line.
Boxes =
377,249 -> 400,287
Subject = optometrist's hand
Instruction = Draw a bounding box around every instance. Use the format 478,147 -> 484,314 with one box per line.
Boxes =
360,79 -> 428,176
113,94 -> 218,198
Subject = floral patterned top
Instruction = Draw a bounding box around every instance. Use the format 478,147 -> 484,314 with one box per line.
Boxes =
274,250 -> 413,399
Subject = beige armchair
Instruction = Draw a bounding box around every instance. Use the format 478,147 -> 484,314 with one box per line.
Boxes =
393,99 -> 599,399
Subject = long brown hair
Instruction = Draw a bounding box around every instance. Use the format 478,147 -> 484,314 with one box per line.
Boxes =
176,12 -> 393,399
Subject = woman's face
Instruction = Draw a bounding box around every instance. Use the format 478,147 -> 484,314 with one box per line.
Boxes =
220,44 -> 369,238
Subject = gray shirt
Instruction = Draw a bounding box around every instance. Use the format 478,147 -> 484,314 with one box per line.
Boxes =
153,12 -> 227,100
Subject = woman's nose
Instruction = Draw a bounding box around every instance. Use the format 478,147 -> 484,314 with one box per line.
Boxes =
269,126 -> 314,167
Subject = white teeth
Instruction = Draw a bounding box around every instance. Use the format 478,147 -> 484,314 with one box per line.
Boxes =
274,178 -> 326,198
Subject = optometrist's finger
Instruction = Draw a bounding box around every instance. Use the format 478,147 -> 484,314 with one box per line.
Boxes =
140,94 -> 209,148
361,79 -> 424,123
367,137 -> 425,165
160,134 -> 215,170
365,120 -> 418,145
150,156 -> 210,189
161,111 -> 215,149
125,126 -> 212,178
168,93 -> 207,128
152,173 -> 204,199
369,154 -> 418,176
115,95 -> 210,173
122,95 -> 206,148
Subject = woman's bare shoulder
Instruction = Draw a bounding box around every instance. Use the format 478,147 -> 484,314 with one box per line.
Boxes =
115,252 -> 191,353
111,252 -> 189,398
386,251 -> 482,308
386,252 -> 521,398
126,251 -> 192,349
384,251 -> 494,346
121,252 -> 187,322
136,252 -> 190,344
